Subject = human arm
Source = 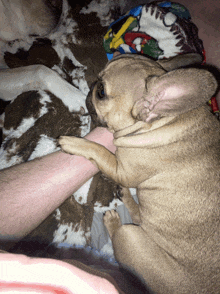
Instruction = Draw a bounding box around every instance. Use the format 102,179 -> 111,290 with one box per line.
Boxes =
0,127 -> 116,243
0,252 -> 122,294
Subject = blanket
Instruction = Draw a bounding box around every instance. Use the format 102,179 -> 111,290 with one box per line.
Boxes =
103,1 -> 204,60
0,0 -> 139,263
0,0 -> 218,265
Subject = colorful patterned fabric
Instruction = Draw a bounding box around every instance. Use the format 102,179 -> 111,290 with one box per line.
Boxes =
103,1 -> 204,62
103,1 -> 219,115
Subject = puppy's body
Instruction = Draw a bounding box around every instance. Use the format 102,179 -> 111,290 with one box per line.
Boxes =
59,55 -> 220,293
115,108 -> 220,291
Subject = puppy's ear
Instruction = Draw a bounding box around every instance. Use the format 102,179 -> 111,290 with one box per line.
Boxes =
132,68 -> 218,123
157,53 -> 203,71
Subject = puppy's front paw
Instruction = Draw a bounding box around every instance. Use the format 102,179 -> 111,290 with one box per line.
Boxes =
58,136 -> 87,156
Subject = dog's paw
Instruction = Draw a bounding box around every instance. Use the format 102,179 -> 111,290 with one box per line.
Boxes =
103,210 -> 122,239
58,136 -> 87,156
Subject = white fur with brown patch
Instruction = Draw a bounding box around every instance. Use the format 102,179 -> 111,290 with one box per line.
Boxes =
0,0 -> 137,260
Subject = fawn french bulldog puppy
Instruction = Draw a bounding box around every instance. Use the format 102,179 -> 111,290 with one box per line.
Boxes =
59,54 -> 220,293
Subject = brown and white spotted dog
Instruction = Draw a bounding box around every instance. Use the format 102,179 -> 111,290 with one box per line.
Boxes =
0,0 -> 143,259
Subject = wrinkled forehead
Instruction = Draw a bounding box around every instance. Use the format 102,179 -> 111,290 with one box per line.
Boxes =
99,55 -> 165,80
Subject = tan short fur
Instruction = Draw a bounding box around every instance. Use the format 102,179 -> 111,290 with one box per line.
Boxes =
59,54 -> 220,293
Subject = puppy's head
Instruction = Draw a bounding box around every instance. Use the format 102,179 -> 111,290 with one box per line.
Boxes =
87,55 -> 165,132
87,54 -> 217,132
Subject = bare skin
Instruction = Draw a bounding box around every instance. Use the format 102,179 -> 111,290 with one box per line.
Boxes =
0,127 -> 116,247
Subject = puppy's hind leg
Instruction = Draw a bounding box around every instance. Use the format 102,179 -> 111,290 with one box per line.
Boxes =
117,187 -> 141,225
104,211 -> 192,294
103,210 -> 122,239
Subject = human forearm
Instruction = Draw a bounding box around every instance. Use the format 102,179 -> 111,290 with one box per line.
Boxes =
0,127 -> 116,240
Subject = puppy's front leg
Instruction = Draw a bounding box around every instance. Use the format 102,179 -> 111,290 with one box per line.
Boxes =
59,136 -> 124,184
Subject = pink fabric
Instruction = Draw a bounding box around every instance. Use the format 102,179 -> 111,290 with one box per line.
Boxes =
0,253 -> 119,294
